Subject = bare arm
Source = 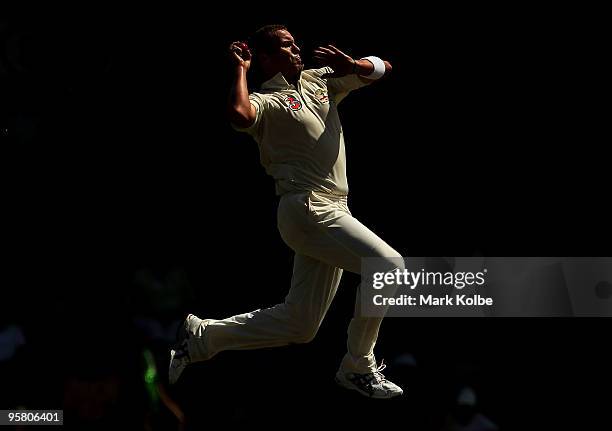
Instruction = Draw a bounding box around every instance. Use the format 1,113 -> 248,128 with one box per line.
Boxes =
227,42 -> 257,129
354,58 -> 392,83
313,45 -> 392,81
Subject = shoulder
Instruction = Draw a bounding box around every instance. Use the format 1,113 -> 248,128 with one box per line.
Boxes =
249,91 -> 268,100
304,67 -> 332,77
247,91 -> 272,111
303,67 -> 333,84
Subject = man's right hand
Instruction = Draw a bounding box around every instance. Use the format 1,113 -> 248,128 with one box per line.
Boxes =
228,41 -> 256,129
229,41 -> 252,70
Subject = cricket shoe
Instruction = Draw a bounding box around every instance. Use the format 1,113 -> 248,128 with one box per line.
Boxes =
335,360 -> 403,399
169,314 -> 205,384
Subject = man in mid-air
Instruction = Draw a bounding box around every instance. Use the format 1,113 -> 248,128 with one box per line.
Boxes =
170,25 -> 405,399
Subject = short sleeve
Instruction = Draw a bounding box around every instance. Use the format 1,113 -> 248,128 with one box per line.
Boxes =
231,92 -> 268,139
322,66 -> 372,104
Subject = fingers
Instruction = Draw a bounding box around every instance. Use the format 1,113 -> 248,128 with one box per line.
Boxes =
321,45 -> 345,56
313,46 -> 336,65
230,51 -> 243,63
229,41 -> 250,54
328,45 -> 345,55
229,41 -> 251,62
229,43 -> 243,59
314,46 -> 335,56
313,45 -> 348,63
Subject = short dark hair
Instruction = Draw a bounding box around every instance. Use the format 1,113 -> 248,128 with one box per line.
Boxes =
249,24 -> 287,57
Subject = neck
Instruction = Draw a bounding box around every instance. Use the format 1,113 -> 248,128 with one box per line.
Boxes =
262,69 -> 300,86
285,72 -> 300,86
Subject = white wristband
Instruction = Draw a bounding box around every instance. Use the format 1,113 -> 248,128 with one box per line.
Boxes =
360,56 -> 386,80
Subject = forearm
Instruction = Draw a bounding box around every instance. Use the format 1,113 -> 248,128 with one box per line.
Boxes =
227,66 -> 255,124
354,58 -> 392,79
228,66 -> 250,112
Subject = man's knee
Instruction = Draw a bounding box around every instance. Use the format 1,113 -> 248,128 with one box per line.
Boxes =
281,303 -> 321,344
291,322 -> 319,344
381,250 -> 405,273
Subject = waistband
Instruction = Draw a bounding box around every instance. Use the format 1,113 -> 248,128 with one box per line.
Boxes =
280,190 -> 349,211
309,190 -> 348,202
280,188 -> 348,199
275,178 -> 348,198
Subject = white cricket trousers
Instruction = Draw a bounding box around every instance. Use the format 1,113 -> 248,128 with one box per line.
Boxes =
188,190 -> 404,373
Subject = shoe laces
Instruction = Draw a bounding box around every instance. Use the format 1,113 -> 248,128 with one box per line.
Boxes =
375,359 -> 387,380
364,359 -> 387,384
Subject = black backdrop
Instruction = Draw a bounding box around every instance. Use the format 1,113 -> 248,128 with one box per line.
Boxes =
2,4 -> 610,430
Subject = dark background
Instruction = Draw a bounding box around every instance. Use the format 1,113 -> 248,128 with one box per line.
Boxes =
1,4 -> 610,430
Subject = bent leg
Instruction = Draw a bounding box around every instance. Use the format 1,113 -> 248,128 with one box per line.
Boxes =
188,253 -> 343,362
294,194 -> 405,373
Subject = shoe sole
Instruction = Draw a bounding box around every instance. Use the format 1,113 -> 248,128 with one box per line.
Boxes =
168,349 -> 181,385
335,375 -> 403,399
168,314 -> 193,384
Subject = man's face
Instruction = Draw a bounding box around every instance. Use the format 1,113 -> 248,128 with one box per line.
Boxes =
265,29 -> 303,79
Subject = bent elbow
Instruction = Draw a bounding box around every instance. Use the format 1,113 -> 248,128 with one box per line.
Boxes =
228,105 -> 256,129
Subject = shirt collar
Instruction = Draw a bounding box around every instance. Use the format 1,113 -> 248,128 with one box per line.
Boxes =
261,72 -> 301,91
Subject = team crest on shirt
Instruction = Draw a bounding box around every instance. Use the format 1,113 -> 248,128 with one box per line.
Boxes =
314,89 -> 329,104
284,95 -> 302,111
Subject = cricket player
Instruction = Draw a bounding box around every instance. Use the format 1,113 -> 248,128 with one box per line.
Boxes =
169,25 -> 405,399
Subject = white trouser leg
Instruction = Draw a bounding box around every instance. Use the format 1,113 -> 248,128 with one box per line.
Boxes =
189,191 -> 403,374
189,253 -> 342,362
278,191 -> 404,373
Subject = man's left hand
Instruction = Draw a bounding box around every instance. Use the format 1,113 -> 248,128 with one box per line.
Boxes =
313,45 -> 355,78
